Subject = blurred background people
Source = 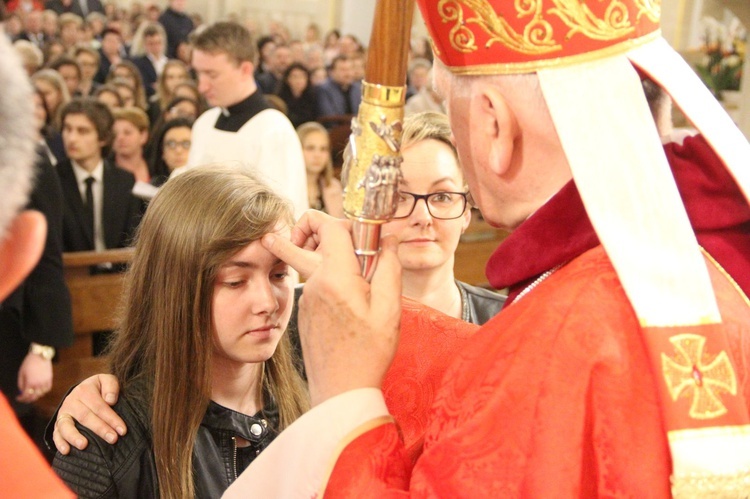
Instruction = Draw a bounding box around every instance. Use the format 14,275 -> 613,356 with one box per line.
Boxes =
276,62 -> 318,128
112,106 -> 150,183
297,122 -> 343,218
148,116 -> 192,186
93,83 -> 123,110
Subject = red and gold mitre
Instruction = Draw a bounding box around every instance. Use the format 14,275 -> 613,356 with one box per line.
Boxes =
416,0 -> 662,74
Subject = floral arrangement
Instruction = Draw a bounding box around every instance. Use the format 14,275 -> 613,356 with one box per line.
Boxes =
694,16 -> 746,100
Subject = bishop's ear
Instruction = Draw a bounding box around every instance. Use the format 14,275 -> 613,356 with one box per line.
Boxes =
475,84 -> 520,177
0,210 -> 46,301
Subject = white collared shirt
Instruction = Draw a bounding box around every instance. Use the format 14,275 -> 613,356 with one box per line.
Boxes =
71,160 -> 106,251
147,53 -> 168,76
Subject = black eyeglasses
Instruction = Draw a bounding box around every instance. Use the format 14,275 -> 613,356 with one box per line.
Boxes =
164,140 -> 191,150
392,191 -> 469,220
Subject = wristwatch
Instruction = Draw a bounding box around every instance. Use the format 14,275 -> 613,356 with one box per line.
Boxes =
29,342 -> 56,361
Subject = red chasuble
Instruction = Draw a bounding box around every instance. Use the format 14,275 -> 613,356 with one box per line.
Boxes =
0,393 -> 75,498
323,135 -> 750,497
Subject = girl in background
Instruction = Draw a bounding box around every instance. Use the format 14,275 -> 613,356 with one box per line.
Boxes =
148,117 -> 193,186
297,122 -> 344,218
112,107 -> 151,183
106,61 -> 148,110
148,59 -> 190,126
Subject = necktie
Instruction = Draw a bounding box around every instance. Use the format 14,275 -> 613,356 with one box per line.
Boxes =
84,176 -> 95,240
79,0 -> 89,16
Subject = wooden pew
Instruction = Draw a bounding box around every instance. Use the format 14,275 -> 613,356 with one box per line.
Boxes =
35,248 -> 133,418
454,211 -> 509,289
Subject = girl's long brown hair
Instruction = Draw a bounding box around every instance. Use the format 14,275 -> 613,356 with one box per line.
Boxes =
107,166 -> 309,498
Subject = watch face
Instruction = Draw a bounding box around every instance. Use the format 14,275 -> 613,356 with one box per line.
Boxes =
31,344 -> 55,360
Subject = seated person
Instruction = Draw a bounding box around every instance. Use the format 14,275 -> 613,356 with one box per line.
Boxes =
56,98 -> 144,254
50,166 -> 309,498
148,117 -> 193,187
296,122 -> 344,218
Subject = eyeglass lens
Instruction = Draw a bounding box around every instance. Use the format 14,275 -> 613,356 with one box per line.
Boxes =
394,192 -> 467,220
164,140 -> 191,150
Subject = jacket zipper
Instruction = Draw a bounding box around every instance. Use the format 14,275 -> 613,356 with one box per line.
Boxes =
232,436 -> 238,480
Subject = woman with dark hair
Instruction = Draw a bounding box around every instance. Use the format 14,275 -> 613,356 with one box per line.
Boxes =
148,117 -> 193,186
275,62 -> 318,128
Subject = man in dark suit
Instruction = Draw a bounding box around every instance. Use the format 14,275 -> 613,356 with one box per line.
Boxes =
256,43 -> 292,95
94,28 -> 124,84
130,22 -> 166,98
158,0 -> 193,59
316,55 -> 362,118
0,149 -> 74,455
56,98 -> 142,254
43,0 -> 104,17
16,11 -> 46,48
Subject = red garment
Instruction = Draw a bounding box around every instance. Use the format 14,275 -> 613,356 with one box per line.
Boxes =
323,134 -> 750,496
5,0 -> 45,12
327,247 -> 750,497
488,134 -> 750,302
0,393 -> 74,498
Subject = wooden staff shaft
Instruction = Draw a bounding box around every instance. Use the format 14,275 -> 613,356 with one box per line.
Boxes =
365,0 -> 415,87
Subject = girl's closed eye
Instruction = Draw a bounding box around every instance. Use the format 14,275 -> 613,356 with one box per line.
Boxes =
221,281 -> 242,289
271,264 -> 290,281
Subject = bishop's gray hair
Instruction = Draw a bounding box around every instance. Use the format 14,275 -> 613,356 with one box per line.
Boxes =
0,32 -> 36,239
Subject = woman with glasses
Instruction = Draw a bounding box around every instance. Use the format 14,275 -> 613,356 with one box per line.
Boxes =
148,117 -> 193,187
385,111 -> 505,325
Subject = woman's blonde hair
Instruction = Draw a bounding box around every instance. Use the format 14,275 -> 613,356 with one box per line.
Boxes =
296,121 -> 334,186
155,60 -> 189,110
31,69 -> 71,130
108,166 -> 309,499
401,111 -> 466,188
112,106 -> 150,132
106,60 -> 148,110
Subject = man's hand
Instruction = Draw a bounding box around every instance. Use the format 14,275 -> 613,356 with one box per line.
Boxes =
53,374 -> 125,455
298,219 -> 402,406
16,352 -> 52,403
261,210 -> 345,279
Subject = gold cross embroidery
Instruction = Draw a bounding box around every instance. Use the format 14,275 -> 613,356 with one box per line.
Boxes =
661,334 -> 737,420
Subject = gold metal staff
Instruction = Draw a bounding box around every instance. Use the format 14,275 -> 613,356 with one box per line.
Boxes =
341,0 -> 415,280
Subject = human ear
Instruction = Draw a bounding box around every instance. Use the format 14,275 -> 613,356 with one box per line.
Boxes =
240,60 -> 255,78
461,201 -> 472,233
0,211 -> 46,301
475,85 -> 519,177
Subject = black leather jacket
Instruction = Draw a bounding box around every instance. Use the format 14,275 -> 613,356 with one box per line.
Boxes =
50,390 -> 278,498
456,280 -> 506,325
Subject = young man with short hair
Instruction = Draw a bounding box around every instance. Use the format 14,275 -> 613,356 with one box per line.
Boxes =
184,21 -> 308,219
56,98 -> 142,253
130,21 -> 166,97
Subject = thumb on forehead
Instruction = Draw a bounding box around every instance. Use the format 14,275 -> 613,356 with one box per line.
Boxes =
261,232 -> 319,279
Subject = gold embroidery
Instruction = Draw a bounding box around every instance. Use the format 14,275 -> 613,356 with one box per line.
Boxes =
548,0 -> 634,41
436,0 -> 644,57
661,334 -> 737,420
438,0 -> 561,55
671,467 -> 750,498
633,0 -> 660,23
